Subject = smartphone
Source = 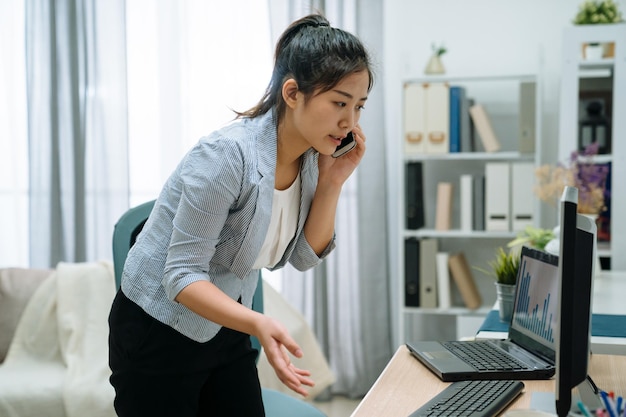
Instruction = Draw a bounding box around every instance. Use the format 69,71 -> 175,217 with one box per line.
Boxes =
332,132 -> 356,158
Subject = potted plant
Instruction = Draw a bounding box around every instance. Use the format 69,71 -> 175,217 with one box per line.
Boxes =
572,0 -> 624,58
507,226 -> 555,253
424,43 -> 447,75
491,248 -> 519,323
476,228 -> 556,323
573,0 -> 624,25
475,247 -> 520,323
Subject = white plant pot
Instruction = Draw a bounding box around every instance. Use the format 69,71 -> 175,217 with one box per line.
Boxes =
584,44 -> 603,60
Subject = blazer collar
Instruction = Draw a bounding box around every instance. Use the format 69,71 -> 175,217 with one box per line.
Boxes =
229,111 -> 320,279
256,110 -> 278,179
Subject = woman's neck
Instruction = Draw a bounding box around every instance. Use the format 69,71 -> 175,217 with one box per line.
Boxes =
275,120 -> 305,190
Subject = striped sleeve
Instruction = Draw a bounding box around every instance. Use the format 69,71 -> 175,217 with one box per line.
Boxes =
163,137 -> 245,301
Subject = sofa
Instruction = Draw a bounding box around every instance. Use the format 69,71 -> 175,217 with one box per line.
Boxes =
0,267 -> 53,364
0,262 -> 117,417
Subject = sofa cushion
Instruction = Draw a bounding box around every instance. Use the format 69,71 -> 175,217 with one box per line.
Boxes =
0,268 -> 52,362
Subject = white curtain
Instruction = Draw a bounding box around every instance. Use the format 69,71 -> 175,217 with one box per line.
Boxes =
23,0 -> 129,267
0,0 -> 29,267
125,0 -> 273,206
2,0 -> 273,268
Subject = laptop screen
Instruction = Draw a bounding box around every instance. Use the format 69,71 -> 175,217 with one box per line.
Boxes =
509,246 -> 559,362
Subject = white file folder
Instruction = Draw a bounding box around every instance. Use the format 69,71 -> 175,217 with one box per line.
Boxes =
511,162 -> 535,231
436,252 -> 452,309
404,82 -> 449,155
403,83 -> 426,154
485,162 -> 510,231
424,82 -> 450,154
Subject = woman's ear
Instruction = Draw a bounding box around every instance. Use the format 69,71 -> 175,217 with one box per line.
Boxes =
282,78 -> 300,109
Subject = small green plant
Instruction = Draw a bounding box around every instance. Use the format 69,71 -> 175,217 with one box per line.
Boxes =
490,248 -> 520,286
431,43 -> 447,57
475,247 -> 520,286
573,0 -> 624,24
507,226 -> 555,251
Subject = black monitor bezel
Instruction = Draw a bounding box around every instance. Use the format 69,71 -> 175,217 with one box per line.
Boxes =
555,187 -> 597,417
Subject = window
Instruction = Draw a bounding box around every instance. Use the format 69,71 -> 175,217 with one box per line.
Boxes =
0,0 -> 29,267
126,0 -> 273,205
0,1 -> 273,267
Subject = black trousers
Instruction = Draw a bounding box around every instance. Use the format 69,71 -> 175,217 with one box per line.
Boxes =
108,290 -> 265,417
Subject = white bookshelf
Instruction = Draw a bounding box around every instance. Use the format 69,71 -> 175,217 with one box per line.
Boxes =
394,73 -> 543,344
558,24 -> 626,270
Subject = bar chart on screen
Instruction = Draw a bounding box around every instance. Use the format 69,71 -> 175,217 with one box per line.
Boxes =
513,258 -> 558,344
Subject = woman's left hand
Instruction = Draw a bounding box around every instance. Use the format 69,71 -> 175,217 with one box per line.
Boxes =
317,125 -> 366,187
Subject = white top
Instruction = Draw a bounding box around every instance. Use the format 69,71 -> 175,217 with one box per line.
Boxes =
253,171 -> 301,269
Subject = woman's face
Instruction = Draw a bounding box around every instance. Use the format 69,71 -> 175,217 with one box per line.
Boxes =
289,70 -> 369,156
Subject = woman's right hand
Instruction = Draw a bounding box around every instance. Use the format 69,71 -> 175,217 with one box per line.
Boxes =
175,281 -> 314,395
255,315 -> 315,397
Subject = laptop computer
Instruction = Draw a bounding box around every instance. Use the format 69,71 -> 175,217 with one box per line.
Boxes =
406,246 -> 560,382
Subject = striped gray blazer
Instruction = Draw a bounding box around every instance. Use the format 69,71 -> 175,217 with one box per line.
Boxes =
121,110 -> 335,342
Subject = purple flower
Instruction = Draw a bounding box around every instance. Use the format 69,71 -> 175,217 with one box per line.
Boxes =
564,143 -> 609,214
535,142 -> 609,214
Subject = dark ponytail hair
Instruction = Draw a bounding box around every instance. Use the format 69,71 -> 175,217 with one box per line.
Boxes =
236,14 -> 374,120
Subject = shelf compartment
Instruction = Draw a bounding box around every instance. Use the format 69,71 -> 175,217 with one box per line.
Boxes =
402,306 -> 492,315
404,151 -> 535,162
403,229 -> 517,239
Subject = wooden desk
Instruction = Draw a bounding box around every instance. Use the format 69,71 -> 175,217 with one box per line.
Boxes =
351,345 -> 626,417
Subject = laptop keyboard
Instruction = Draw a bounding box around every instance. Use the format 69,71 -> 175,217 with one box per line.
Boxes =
442,341 -> 529,371
408,379 -> 525,417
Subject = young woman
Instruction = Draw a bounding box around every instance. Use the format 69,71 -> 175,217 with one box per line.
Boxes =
108,13 -> 374,416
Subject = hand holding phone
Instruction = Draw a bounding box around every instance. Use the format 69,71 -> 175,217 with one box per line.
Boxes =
332,132 -> 356,158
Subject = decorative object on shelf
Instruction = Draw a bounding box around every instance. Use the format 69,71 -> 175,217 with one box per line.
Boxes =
584,42 -> 604,59
573,0 -> 624,59
424,43 -> 446,75
542,218 -> 603,273
602,42 -> 616,58
534,142 -> 610,215
572,0 -> 624,25
579,95 -> 611,154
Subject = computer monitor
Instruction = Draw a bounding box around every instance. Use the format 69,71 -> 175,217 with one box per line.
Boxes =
555,186 -> 597,417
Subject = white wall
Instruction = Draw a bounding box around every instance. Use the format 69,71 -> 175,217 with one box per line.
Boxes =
381,0 -> 626,345
383,0 -> 625,216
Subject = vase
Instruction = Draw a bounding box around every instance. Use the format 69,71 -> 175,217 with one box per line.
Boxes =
424,55 -> 445,75
495,282 -> 516,323
545,225 -> 561,256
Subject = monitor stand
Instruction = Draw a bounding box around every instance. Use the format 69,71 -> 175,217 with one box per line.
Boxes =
517,378 -> 603,416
